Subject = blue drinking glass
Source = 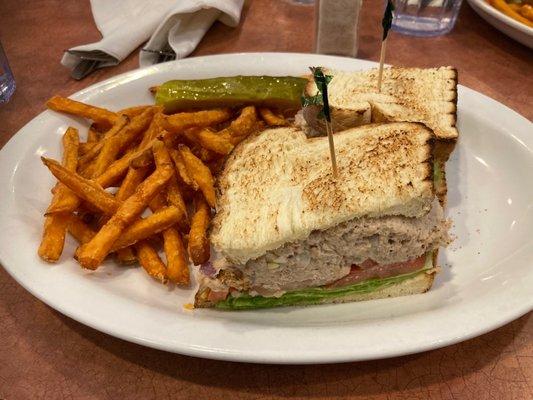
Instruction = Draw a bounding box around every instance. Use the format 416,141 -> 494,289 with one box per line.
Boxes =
391,0 -> 464,37
0,42 -> 16,104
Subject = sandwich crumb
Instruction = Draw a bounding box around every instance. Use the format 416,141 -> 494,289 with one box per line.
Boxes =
183,303 -> 194,311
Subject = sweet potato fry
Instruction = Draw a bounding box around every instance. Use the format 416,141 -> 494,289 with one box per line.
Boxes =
78,116 -> 128,169
42,157 -> 119,215
76,159 -> 173,269
194,145 -> 218,164
163,227 -> 189,285
189,127 -> 234,155
118,105 -> 151,119
148,191 -> 190,285
139,109 -> 165,148
46,96 -> 119,129
135,241 -> 167,283
166,175 -> 189,232
129,148 -> 154,169
38,214 -> 70,263
116,166 -> 150,201
87,126 -> 102,143
92,108 -> 154,177
152,143 -> 188,231
259,107 -> 287,126
96,141 -> 155,188
66,214 -> 96,244
218,106 -> 258,145
163,108 -> 232,134
178,145 -> 216,208
188,194 -> 211,265
115,165 -> 152,264
78,142 -> 98,156
38,127 -> 79,262
169,148 -> 198,191
110,206 -> 182,251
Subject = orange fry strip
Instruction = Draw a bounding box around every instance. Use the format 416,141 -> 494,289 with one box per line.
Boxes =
166,175 -> 189,232
76,155 -> 173,269
41,157 -> 119,215
178,144 -> 216,208
154,144 -> 189,231
188,194 -> 211,265
78,142 -> 98,156
110,206 -> 182,251
78,116 -> 128,169
163,108 -> 232,134
258,107 -> 287,126
152,143 -> 189,231
135,241 -> 167,283
169,148 -> 197,190
115,166 -> 151,265
92,108 -> 154,177
116,166 -> 151,202
149,191 -> 190,286
163,227 -> 189,285
118,105 -> 151,119
139,109 -> 165,149
66,214 -> 96,244
87,126 -> 102,143
46,96 -> 119,129
38,127 -> 79,263
189,128 -> 234,155
96,142 -> 155,188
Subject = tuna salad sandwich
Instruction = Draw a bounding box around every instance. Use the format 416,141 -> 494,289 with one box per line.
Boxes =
195,122 -> 450,310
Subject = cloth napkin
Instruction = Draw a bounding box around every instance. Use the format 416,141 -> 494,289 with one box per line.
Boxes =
61,0 -> 244,74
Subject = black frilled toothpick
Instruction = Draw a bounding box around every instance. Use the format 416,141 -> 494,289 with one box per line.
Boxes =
377,0 -> 395,92
302,67 -> 338,177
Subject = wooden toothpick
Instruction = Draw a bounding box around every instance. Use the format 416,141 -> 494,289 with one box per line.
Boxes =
377,37 -> 387,92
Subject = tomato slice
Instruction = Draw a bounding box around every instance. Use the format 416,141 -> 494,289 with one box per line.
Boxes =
327,255 -> 426,288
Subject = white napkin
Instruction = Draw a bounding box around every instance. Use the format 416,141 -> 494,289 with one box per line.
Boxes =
61,0 -> 243,72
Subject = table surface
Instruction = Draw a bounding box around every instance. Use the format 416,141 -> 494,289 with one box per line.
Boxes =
0,1 -> 532,399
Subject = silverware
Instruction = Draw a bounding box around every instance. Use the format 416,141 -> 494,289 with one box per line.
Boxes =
66,50 -> 116,80
141,47 -> 176,63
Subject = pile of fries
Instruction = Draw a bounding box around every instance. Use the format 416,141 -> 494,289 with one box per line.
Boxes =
38,95 -> 287,285
486,0 -> 533,28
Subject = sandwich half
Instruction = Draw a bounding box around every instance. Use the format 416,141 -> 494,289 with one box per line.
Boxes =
195,122 -> 450,310
301,67 -> 458,204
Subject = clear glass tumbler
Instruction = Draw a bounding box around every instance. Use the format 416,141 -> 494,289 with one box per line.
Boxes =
0,42 -> 16,104
391,0 -> 464,37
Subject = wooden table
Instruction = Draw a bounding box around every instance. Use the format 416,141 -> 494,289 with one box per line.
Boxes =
0,1 -> 531,399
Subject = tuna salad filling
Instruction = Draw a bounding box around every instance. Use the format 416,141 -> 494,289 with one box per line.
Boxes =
200,199 -> 449,299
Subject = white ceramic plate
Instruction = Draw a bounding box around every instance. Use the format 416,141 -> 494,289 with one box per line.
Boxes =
468,0 -> 533,49
0,53 -> 532,364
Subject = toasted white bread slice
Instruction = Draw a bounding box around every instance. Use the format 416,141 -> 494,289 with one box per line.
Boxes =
304,66 -> 458,142
212,122 -> 435,265
194,269 -> 436,309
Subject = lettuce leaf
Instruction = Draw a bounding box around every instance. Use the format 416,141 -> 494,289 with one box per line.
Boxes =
215,254 -> 433,310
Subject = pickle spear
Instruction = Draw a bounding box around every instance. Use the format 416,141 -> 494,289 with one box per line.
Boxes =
155,76 -> 308,112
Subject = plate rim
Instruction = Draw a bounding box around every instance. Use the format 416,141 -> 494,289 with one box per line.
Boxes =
0,52 -> 532,364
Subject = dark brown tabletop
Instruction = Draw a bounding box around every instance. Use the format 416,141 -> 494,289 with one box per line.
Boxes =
0,1 -> 531,399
